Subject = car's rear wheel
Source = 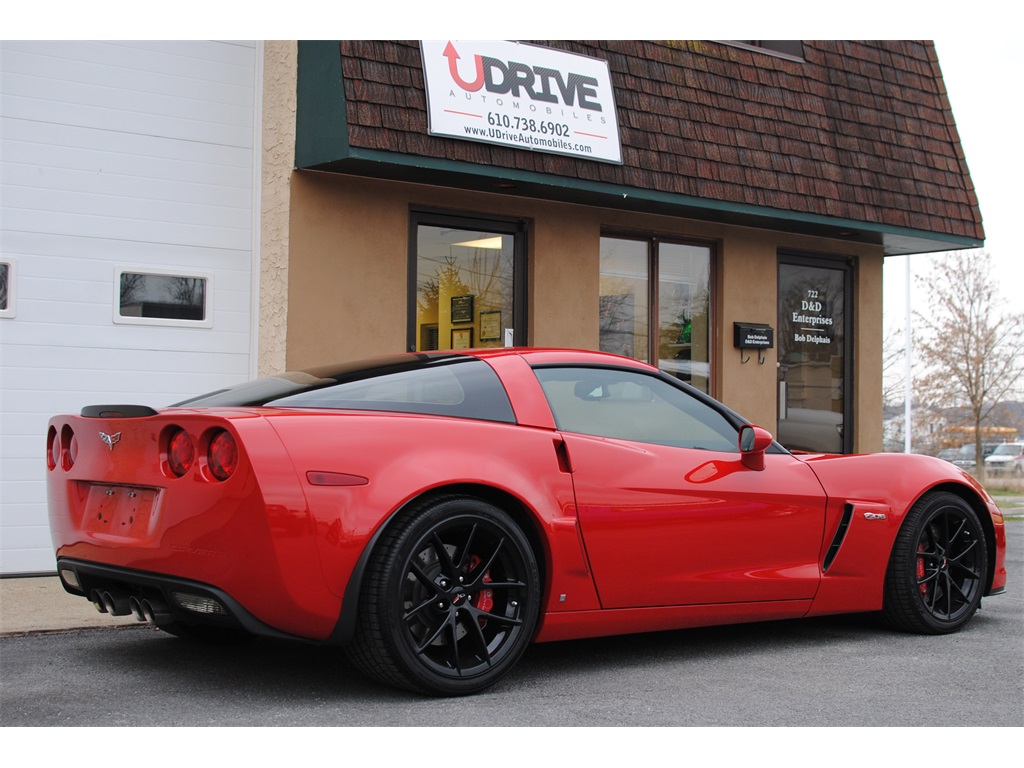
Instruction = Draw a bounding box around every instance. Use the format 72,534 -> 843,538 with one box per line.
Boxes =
882,492 -> 987,634
348,495 -> 540,696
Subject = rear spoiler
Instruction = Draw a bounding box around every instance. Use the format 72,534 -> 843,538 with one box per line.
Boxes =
80,405 -> 160,418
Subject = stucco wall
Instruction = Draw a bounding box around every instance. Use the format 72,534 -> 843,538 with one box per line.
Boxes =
854,250 -> 885,452
259,41 -> 297,376
283,171 -> 885,450
287,172 -> 410,366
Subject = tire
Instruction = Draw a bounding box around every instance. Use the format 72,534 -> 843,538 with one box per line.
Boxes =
882,492 -> 987,634
347,495 -> 541,696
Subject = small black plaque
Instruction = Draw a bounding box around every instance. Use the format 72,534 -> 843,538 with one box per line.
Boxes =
734,322 -> 775,349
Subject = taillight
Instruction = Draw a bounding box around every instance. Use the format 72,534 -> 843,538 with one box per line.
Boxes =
48,424 -> 77,470
207,430 -> 237,481
66,430 -> 78,468
168,428 -> 195,477
47,426 -> 58,470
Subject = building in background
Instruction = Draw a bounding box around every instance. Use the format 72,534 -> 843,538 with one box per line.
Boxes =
1,40 -> 982,573
1,41 -> 262,572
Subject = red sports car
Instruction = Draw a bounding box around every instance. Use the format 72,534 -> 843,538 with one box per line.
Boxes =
47,348 -> 1007,695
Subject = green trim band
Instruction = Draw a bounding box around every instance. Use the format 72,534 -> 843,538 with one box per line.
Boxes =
296,41 -> 349,169
329,147 -> 985,253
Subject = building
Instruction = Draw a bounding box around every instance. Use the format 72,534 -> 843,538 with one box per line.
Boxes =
0,40 -> 983,573
1,41 -> 262,572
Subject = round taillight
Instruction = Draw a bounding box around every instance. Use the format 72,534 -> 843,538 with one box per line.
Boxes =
207,430 -> 237,481
47,426 -> 59,470
168,429 -> 195,477
60,424 -> 76,470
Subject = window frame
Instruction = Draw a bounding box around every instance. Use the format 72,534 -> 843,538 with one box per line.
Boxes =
776,251 -> 855,454
407,208 -> 528,353
113,265 -> 214,328
0,259 -> 15,319
599,232 -> 716,393
532,363 -> 743,451
717,41 -> 805,62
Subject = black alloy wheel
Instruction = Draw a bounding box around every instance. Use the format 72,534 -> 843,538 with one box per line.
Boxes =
348,495 -> 540,696
882,492 -> 988,634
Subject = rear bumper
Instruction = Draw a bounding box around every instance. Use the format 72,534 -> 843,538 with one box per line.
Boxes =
55,558 -> 310,642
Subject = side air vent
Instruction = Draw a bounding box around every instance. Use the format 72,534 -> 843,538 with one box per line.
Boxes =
822,503 -> 854,572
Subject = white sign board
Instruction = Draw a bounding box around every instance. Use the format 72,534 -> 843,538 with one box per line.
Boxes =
420,40 -> 623,164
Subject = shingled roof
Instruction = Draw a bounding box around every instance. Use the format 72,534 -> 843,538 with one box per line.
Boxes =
297,40 -> 983,254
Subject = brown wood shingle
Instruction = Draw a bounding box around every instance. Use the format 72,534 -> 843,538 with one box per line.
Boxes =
335,40 -> 983,242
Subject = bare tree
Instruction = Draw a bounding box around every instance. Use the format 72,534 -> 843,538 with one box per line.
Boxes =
119,272 -> 146,306
913,251 -> 1024,480
168,277 -> 204,307
882,323 -> 907,408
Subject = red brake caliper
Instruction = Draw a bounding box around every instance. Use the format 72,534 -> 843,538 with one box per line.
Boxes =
916,543 -> 928,596
469,555 -> 494,624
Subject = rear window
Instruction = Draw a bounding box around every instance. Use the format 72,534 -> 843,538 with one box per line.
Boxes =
174,354 -> 516,424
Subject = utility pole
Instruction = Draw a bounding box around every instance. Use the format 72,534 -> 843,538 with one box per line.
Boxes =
904,256 -> 913,453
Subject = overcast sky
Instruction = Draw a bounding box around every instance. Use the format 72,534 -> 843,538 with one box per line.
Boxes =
884,39 -> 1024,331
883,39 -> 1023,401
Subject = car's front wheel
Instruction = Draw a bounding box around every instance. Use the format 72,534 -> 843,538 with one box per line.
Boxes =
348,495 -> 540,695
882,491 -> 987,634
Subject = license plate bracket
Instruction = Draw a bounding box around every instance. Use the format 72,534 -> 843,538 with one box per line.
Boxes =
84,485 -> 158,538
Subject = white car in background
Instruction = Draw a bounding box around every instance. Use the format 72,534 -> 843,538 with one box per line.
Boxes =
985,442 -> 1024,475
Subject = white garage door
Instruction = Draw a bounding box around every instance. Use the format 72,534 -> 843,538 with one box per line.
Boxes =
1,41 -> 261,573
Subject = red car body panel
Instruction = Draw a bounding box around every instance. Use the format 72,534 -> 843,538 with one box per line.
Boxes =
47,410 -> 342,639
46,348 -> 1006,653
799,452 -> 1007,614
563,437 -> 826,607
263,410 -> 597,620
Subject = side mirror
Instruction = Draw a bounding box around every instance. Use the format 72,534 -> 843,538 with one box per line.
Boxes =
739,425 -> 773,471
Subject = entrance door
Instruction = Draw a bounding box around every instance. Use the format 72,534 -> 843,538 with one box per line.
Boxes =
409,212 -> 527,352
777,257 -> 853,454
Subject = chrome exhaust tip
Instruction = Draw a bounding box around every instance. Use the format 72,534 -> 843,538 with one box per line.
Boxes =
89,589 -> 107,614
99,590 -> 132,616
140,598 -> 172,625
129,596 -> 147,622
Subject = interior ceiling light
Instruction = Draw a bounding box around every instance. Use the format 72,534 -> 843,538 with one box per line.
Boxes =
453,236 -> 504,249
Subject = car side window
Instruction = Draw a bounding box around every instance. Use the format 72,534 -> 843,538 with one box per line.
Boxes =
266,358 -> 516,423
533,367 -> 737,451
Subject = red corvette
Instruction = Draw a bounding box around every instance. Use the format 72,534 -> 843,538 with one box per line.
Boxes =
47,348 -> 1007,695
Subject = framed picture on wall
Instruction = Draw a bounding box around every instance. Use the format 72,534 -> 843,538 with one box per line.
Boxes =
480,311 -> 501,341
451,328 -> 473,349
451,295 -> 474,324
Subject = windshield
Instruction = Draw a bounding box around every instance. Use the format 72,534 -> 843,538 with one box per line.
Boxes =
991,443 -> 1022,456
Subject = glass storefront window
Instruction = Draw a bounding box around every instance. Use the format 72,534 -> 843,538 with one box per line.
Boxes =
414,225 -> 515,351
658,243 -> 711,392
598,238 -> 648,360
600,236 -> 712,393
776,258 -> 851,453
